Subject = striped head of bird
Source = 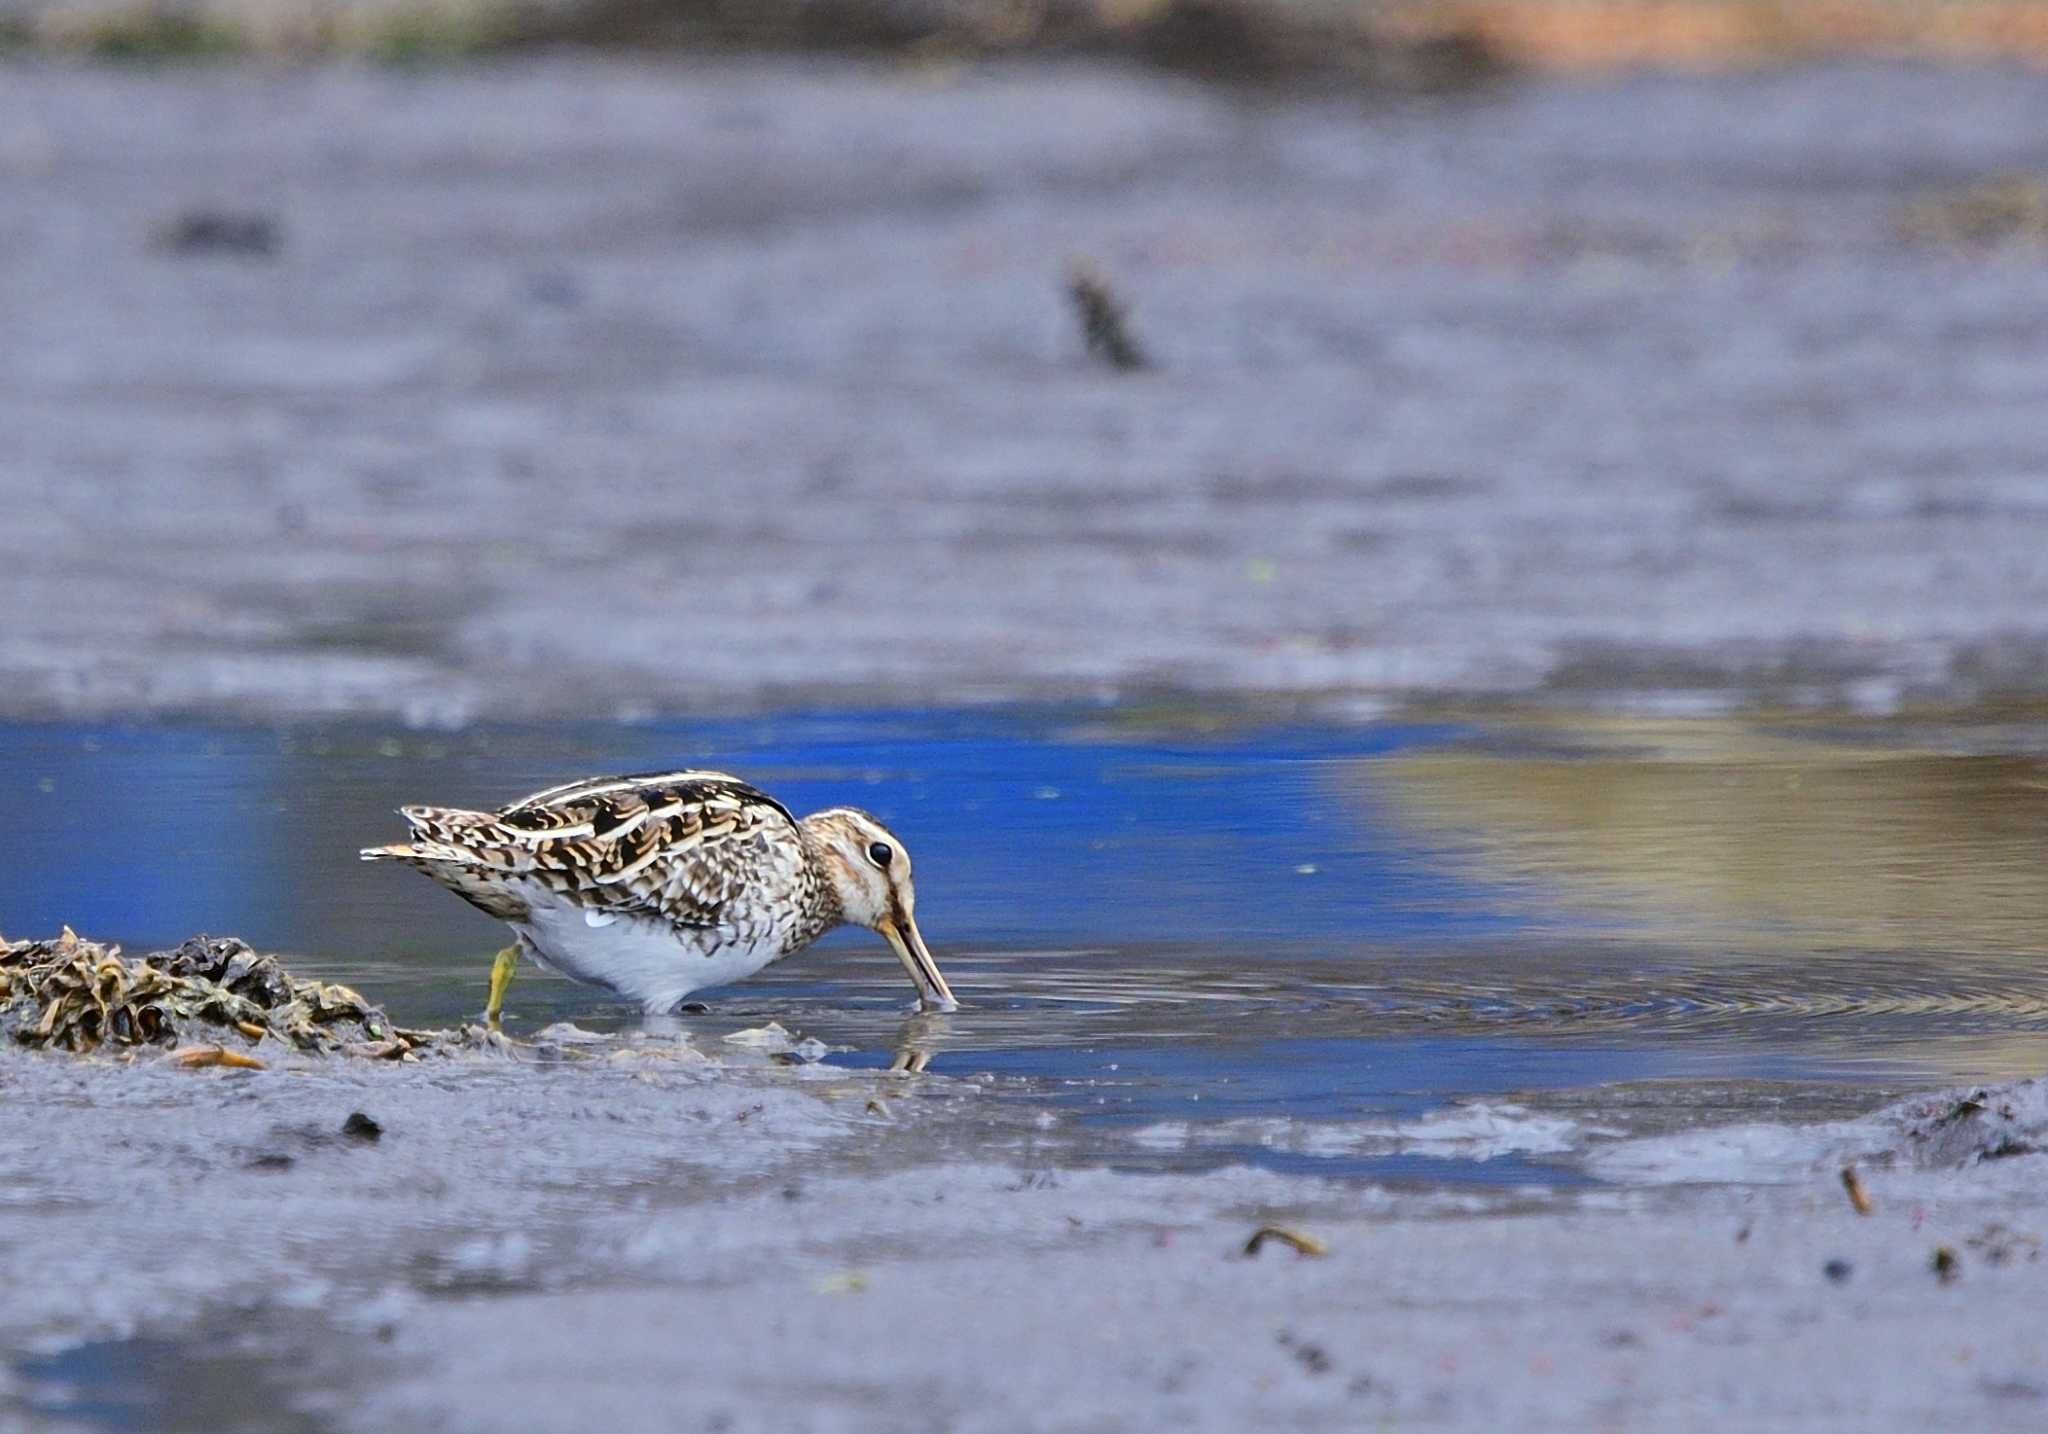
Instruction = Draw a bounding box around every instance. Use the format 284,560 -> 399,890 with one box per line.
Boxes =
803,807 -> 958,1013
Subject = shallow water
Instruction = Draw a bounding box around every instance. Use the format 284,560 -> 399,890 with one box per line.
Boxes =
7,707 -> 2048,1182
15,1332 -> 329,1434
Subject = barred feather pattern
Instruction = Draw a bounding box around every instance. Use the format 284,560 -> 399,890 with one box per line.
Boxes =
362,770 -> 847,1005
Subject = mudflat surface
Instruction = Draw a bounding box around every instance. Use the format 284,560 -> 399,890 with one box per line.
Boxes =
10,54 -> 2048,1432
7,58 -> 2048,721
6,1044 -> 2048,1433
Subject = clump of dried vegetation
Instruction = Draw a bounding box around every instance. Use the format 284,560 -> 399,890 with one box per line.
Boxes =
0,929 -> 434,1059
1897,174 -> 2048,249
16,1 -> 2048,72
3,0 -> 1500,84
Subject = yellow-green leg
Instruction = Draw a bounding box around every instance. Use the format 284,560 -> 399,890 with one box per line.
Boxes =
485,944 -> 520,1029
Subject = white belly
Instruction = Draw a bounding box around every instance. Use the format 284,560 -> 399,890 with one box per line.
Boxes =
515,899 -> 787,1014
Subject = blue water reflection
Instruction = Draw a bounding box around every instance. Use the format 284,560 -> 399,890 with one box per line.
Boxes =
2,710 -> 2024,1182
0,725 -> 299,947
0,710 -> 1492,953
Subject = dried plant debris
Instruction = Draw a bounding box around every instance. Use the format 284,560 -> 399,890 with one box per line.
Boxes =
1897,175 -> 2048,248
1897,1082 -> 2046,1167
1067,261 -> 1151,372
167,1044 -> 268,1070
0,929 -> 434,1057
1244,1225 -> 1328,1258
1965,1224 -> 2042,1266
1839,1164 -> 1875,1216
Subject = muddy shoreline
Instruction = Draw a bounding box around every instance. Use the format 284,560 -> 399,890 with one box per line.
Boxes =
5,1034 -> 2047,1431
8,58 -> 2048,725
8,929 -> 2045,1430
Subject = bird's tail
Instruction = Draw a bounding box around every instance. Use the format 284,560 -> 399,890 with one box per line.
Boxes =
360,809 -> 539,921
360,805 -> 509,865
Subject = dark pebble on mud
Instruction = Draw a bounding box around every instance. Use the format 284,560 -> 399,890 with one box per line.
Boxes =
525,269 -> 582,306
342,1111 -> 383,1142
1980,1377 -> 2047,1402
1823,1258 -> 1853,1284
1276,1330 -> 1332,1375
152,210 -> 281,257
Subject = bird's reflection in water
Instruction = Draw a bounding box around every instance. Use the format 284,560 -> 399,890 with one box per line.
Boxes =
617,1008 -> 952,1075
885,1012 -> 952,1074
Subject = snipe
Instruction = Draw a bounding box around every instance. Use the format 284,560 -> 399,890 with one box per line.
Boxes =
362,769 -> 956,1026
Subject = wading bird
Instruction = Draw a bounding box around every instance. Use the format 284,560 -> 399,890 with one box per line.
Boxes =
361,769 -> 956,1026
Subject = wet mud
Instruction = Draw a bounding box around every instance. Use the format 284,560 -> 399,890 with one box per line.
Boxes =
8,61 -> 2048,721
10,50 -> 2048,1428
6,1037 -> 2048,1432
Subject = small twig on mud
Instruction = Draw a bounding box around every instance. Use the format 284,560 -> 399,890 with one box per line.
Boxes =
1067,260 -> 1151,371
1244,1225 -> 1328,1258
1840,1164 -> 1875,1216
167,1044 -> 267,1071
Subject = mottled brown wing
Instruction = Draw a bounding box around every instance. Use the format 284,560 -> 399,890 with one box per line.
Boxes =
395,769 -> 804,926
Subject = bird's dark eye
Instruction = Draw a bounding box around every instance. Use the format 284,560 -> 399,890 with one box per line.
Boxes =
867,841 -> 893,868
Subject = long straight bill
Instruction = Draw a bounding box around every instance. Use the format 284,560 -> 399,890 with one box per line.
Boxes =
881,911 -> 958,1012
